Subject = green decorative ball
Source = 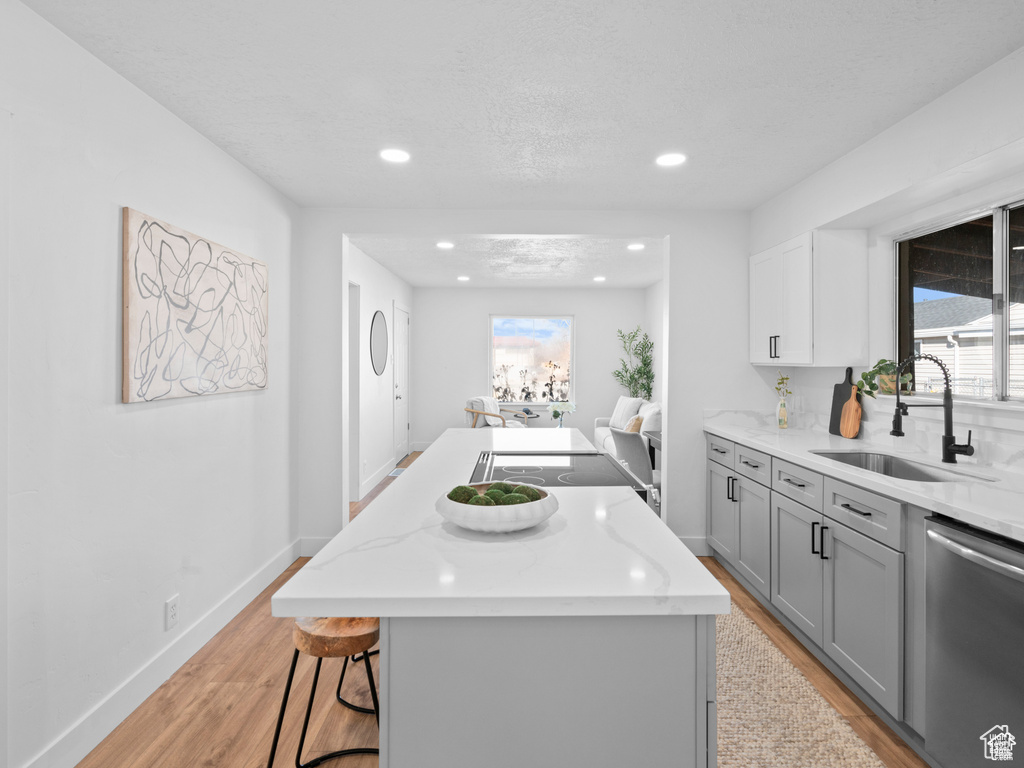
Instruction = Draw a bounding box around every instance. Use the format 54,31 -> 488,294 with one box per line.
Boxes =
513,485 -> 541,502
489,481 -> 516,494
499,493 -> 529,505
467,495 -> 496,506
484,489 -> 507,502
447,485 -> 479,504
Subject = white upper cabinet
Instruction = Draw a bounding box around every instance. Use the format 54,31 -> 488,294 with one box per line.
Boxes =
749,230 -> 868,367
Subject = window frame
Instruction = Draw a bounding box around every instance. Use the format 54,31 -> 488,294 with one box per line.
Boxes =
893,198 -> 1022,403
488,314 -> 575,406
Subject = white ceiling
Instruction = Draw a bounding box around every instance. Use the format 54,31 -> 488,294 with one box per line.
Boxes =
21,0 -> 1024,212
348,235 -> 665,288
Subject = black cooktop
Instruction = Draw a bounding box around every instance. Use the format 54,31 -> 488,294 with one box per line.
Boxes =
470,451 -> 643,490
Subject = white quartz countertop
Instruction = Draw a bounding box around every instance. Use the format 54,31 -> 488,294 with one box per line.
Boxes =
703,417 -> 1024,544
273,428 -> 729,618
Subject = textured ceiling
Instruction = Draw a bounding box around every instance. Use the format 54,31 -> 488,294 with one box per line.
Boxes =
349,235 -> 665,288
20,0 -> 1024,210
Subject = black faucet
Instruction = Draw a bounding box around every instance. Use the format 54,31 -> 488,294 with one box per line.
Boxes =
890,353 -> 974,463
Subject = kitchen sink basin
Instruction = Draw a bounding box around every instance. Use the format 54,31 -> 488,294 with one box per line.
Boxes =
810,451 -> 996,483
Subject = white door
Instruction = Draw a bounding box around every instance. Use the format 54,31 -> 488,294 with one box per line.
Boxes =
394,305 -> 410,460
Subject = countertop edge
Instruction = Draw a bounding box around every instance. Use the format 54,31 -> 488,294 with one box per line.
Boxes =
703,422 -> 1024,544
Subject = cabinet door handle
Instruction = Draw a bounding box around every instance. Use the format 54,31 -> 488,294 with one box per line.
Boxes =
725,476 -> 733,501
811,521 -> 820,554
820,525 -> 829,560
840,502 -> 871,517
712,447 -> 727,455
782,477 -> 807,489
741,460 -> 760,469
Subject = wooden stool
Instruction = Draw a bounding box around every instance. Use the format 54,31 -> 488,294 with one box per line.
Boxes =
267,617 -> 381,768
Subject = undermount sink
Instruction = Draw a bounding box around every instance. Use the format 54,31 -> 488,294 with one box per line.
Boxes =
810,451 -> 997,483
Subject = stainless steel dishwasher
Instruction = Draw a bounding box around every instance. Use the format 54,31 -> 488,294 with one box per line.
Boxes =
926,516 -> 1024,767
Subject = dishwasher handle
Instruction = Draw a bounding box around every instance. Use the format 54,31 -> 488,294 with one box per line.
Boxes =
927,528 -> 1024,585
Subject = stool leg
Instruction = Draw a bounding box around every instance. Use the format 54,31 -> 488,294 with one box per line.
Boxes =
362,652 -> 381,727
266,649 -> 300,768
295,657 -> 324,767
336,652 -> 379,714
271,651 -> 380,768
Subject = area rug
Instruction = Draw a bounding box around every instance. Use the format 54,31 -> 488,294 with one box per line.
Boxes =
717,602 -> 885,768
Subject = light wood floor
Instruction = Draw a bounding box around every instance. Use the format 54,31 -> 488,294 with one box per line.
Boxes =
78,454 -> 926,768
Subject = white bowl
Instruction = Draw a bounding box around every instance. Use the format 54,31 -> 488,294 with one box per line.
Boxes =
435,482 -> 558,533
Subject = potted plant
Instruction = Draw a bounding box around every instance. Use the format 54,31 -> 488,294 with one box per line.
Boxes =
856,359 -> 912,398
775,370 -> 791,429
612,326 -> 654,400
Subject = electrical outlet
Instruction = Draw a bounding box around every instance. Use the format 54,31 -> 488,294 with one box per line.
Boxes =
165,594 -> 179,631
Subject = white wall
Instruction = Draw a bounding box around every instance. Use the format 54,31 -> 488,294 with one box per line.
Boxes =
645,276 -> 666,404
293,209 -> 755,552
410,287 -> 647,447
349,242 -> 413,496
1,5 -> 298,767
1,105 -> 11,768
750,44 -> 1024,444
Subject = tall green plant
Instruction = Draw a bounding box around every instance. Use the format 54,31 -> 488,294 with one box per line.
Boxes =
612,326 -> 655,400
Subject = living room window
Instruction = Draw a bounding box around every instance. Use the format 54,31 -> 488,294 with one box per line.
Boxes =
896,201 -> 1024,401
490,316 -> 573,403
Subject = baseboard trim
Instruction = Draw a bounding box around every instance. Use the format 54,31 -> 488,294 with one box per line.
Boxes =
21,539 -> 303,768
680,536 -> 712,556
299,537 -> 334,557
359,459 -> 396,499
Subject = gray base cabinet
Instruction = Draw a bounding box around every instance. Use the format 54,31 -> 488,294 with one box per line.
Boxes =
734,477 -> 771,599
823,521 -> 903,717
707,460 -> 736,560
770,490 -> 904,717
771,492 -> 824,643
706,437 -> 771,601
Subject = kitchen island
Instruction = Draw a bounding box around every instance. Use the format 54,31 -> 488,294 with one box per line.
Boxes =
273,428 -> 730,767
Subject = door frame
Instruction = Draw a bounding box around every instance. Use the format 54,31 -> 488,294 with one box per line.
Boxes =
393,301 -> 411,462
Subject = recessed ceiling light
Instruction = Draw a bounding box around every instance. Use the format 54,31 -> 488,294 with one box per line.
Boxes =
655,153 -> 686,167
380,148 -> 410,163
627,243 -> 645,251
437,241 -> 454,249
593,276 -> 606,282
457,276 -> 470,281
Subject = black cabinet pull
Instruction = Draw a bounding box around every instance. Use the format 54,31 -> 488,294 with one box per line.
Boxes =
820,526 -> 829,560
811,521 -> 820,554
783,477 -> 807,489
712,447 -> 727,455
741,460 -> 760,469
726,476 -> 734,501
841,502 -> 872,517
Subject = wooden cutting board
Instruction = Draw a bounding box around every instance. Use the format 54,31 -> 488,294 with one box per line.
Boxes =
828,367 -> 857,437
839,385 -> 862,439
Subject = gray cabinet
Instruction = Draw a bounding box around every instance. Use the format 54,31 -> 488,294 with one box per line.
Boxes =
707,460 -> 736,559
771,489 -> 904,718
771,492 -> 824,643
823,521 -> 903,717
734,476 -> 771,600
707,439 -> 771,600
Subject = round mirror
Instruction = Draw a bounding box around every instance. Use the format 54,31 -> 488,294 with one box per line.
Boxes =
370,310 -> 388,376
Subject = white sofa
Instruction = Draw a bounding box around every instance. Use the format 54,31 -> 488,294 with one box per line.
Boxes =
593,396 -> 662,459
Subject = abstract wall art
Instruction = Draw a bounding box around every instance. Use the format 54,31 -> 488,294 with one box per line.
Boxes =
122,208 -> 269,403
